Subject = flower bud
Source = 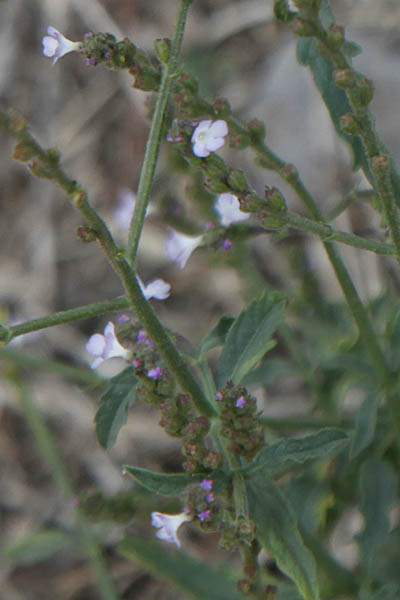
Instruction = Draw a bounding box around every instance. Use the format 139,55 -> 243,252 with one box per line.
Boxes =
327,24 -> 345,48
339,113 -> 361,135
356,77 -> 374,106
247,118 -> 266,143
371,154 -> 389,173
264,186 -> 287,212
76,225 -> 97,242
13,142 -> 34,162
154,38 -> 171,63
227,169 -> 249,193
334,69 -> 356,88
291,16 -> 316,37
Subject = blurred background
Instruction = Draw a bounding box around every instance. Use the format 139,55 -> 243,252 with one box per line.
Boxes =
1,0 -> 400,597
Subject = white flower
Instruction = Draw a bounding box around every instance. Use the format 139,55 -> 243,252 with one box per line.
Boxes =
86,321 -> 130,369
113,188 -> 137,228
191,120 -> 228,158
151,511 -> 192,548
165,229 -> 203,269
42,26 -> 81,64
138,276 -> 171,300
215,193 -> 250,227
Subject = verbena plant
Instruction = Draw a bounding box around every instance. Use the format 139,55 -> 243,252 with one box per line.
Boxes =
1,1 -> 400,599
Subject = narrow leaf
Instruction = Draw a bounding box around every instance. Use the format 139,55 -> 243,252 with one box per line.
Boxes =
123,465 -> 230,496
217,292 -> 285,388
246,429 -> 348,476
349,393 -> 379,459
247,476 -> 319,600
4,529 -> 74,566
200,316 -> 235,355
95,367 -> 137,448
356,458 -> 398,577
119,535 -> 244,600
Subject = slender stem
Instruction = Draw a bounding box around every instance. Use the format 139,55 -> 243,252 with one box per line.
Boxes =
127,0 -> 193,265
0,110 -> 214,418
13,376 -> 119,600
1,296 -> 130,342
0,346 -> 103,385
266,207 -> 394,256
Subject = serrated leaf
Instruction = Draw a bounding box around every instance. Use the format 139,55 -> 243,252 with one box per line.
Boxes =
4,529 -> 74,566
356,458 -> 398,577
199,316 -> 234,355
349,393 -> 379,460
247,476 -> 319,600
119,535 -> 245,600
123,466 -> 230,496
95,367 -> 137,449
246,429 -> 348,476
217,292 -> 285,388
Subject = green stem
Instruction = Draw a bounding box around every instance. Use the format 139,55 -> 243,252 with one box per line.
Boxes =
1,296 -> 130,342
13,376 -> 119,600
0,110 -> 214,418
312,21 -> 400,260
127,0 -> 193,266
267,207 -> 394,255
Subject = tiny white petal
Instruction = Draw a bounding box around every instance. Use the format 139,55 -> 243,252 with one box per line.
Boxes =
42,26 -> 81,64
209,120 -> 229,137
143,279 -> 171,300
86,321 -> 130,369
215,193 -> 250,227
165,229 -> 203,269
151,512 -> 192,548
86,333 -> 106,356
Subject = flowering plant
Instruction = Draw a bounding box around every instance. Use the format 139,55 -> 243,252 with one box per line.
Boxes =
1,1 -> 400,599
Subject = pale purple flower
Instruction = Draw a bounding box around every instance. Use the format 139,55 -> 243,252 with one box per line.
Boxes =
86,321 -> 130,369
136,329 -> 147,343
200,479 -> 213,491
137,276 -> 171,300
191,120 -> 228,158
198,510 -> 211,521
147,366 -> 163,379
235,396 -> 246,409
215,193 -> 250,227
221,238 -> 232,250
216,392 -> 223,401
113,188 -> 136,228
117,314 -> 130,324
151,511 -> 192,548
206,492 -> 215,503
42,26 -> 81,64
165,228 -> 203,269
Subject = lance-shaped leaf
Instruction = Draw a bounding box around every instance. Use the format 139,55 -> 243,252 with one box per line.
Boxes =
247,476 -> 319,600
199,316 -> 234,355
349,393 -> 379,460
95,367 -> 137,449
217,292 -> 285,388
356,458 -> 398,578
123,465 -> 230,496
245,429 -> 348,476
119,535 -> 244,600
4,529 -> 74,566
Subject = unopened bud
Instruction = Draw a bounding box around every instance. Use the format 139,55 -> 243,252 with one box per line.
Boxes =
265,186 -> 287,212
291,16 -> 316,37
237,579 -> 252,595
76,225 -> 97,242
334,69 -> 355,88
371,154 -> 389,173
328,24 -> 345,48
153,38 -> 171,63
227,169 -> 248,193
340,113 -> 361,135
13,142 -> 34,162
357,77 -> 374,106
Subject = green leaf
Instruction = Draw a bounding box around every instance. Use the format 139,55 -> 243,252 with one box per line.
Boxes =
247,476 -> 319,600
199,316 -> 235,355
359,583 -> 400,600
245,429 -> 348,476
119,535 -> 245,600
242,358 -> 293,388
356,458 -> 398,577
4,529 -> 74,566
217,292 -> 285,388
95,367 -> 137,449
296,38 -> 373,182
349,393 -> 379,460
123,466 -> 230,496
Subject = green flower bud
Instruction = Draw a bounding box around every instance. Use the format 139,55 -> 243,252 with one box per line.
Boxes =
291,16 -> 316,37
328,24 -> 345,48
227,169 -> 249,192
340,113 -> 361,135
334,69 -> 356,88
76,225 -> 97,242
153,38 -> 171,63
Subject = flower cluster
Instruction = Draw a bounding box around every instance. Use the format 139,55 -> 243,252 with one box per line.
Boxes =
216,382 -> 265,459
